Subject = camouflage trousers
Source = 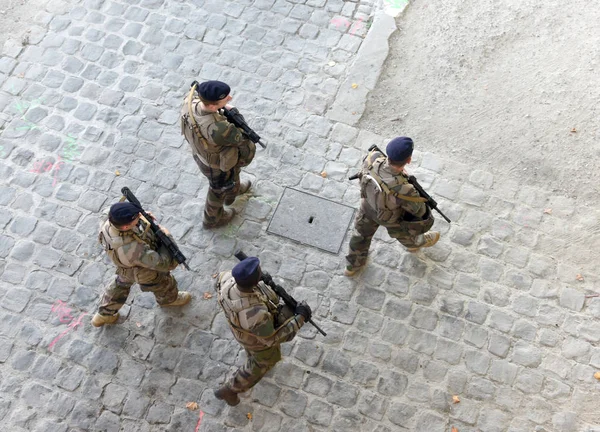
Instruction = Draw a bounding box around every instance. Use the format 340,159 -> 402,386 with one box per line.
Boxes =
98,267 -> 178,316
226,346 -> 282,393
225,305 -> 294,393
194,155 -> 242,225
346,206 -> 427,268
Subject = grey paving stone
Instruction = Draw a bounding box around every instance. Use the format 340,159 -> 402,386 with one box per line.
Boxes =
515,369 -> 544,394
279,389 -> 308,418
432,336 -> 462,364
305,399 -> 333,426
381,319 -> 409,345
273,361 -> 306,389
0,336 -> 13,362
409,281 -> 439,305
2,288 -> 32,312
409,306 -> 438,331
408,329 -> 437,355
358,391 -> 388,421
512,319 -> 537,341
559,287 -> 585,312
8,215 -> 38,236
487,333 -> 511,358
321,350 -> 351,378
146,401 -> 172,424
355,286 -> 385,310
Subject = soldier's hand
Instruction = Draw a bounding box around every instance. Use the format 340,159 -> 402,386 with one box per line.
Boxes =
146,211 -> 156,220
159,225 -> 170,236
295,301 -> 312,321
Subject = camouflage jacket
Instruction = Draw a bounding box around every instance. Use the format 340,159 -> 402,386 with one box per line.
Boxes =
216,271 -> 304,352
360,150 -> 426,222
98,218 -> 175,272
180,95 -> 256,172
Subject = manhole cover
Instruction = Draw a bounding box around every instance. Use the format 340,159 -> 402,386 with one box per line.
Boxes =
267,188 -> 356,254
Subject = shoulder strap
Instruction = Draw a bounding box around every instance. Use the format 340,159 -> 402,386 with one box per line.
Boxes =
185,85 -> 211,151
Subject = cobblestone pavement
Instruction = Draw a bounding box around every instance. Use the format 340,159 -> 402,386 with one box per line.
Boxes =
1,1 -> 600,431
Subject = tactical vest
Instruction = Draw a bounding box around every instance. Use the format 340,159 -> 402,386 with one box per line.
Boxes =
180,89 -> 240,171
217,273 -> 280,349
360,152 -> 434,233
98,218 -> 156,269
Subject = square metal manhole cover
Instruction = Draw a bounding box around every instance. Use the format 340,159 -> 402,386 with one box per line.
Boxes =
267,188 -> 356,254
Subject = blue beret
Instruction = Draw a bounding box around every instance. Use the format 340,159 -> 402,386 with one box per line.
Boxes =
109,202 -> 141,225
198,80 -> 230,102
386,137 -> 414,162
232,257 -> 261,286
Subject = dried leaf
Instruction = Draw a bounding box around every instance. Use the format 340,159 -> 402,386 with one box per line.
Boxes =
570,127 -> 577,133
452,395 -> 460,404
576,274 -> 584,281
203,292 -> 213,300
115,170 -> 120,176
351,83 -> 358,89
320,171 -> 327,178
136,322 -> 142,328
451,427 -> 459,432
594,371 -> 600,380
186,402 -> 199,410
328,61 -> 336,66
246,412 -> 253,420
543,208 -> 552,214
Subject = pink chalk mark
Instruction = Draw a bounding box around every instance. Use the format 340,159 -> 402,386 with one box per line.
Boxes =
52,157 -> 64,187
51,299 -> 74,324
194,410 -> 205,432
330,17 -> 351,30
48,312 -> 88,350
30,157 -> 64,187
349,17 -> 364,36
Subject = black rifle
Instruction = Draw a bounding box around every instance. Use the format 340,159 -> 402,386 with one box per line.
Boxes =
406,175 -> 451,223
221,107 -> 267,149
348,144 -> 451,223
234,251 -> 326,337
121,187 -> 191,270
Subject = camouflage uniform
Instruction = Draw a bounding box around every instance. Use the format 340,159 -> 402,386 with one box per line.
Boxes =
97,217 -> 179,316
346,149 -> 435,268
180,93 -> 256,225
215,271 -> 305,393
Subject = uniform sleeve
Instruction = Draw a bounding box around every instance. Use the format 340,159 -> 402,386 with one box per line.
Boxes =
240,305 -> 305,348
391,183 -> 427,218
207,120 -> 246,147
117,242 -> 175,272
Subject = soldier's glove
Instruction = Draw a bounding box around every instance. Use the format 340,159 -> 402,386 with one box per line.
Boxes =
295,301 -> 312,321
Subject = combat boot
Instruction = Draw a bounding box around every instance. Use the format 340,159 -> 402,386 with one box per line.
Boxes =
203,209 -> 236,229
406,231 -> 440,253
160,291 -> 192,307
225,181 -> 252,206
214,386 -> 240,406
91,313 -> 119,328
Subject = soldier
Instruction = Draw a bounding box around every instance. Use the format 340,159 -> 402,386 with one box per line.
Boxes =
213,257 -> 312,406
345,137 -> 440,276
180,80 -> 255,228
91,202 -> 192,327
